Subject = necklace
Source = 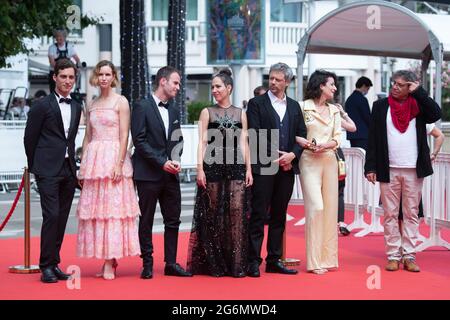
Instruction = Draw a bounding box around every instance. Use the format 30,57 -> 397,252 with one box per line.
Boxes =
217,103 -> 232,109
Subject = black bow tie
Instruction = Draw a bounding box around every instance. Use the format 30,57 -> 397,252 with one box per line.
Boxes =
59,97 -> 72,104
158,101 -> 169,109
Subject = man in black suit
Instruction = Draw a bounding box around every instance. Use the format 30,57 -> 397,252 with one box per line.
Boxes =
246,62 -> 307,277
345,76 -> 373,151
24,59 -> 82,283
131,66 -> 192,279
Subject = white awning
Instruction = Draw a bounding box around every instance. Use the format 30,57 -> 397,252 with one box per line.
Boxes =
297,0 -> 449,106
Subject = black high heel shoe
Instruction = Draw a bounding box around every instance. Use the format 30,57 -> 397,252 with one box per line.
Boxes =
339,226 -> 350,236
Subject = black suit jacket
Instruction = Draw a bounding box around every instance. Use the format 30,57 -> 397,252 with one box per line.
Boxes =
345,90 -> 371,140
246,92 -> 307,175
24,94 -> 82,177
131,97 -> 183,182
364,86 -> 442,182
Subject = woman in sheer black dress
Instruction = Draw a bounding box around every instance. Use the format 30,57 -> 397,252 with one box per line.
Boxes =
186,69 -> 253,277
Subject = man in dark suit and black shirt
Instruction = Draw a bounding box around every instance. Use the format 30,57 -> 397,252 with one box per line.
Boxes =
246,62 -> 307,277
24,59 -> 82,283
131,66 -> 192,279
345,76 -> 373,151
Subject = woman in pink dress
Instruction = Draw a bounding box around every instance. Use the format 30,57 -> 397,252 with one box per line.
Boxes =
77,60 -> 140,280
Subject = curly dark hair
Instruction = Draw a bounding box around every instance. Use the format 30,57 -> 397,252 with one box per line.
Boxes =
304,69 -> 338,100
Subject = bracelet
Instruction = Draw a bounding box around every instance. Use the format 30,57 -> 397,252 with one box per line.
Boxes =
341,112 -> 348,118
431,152 -> 438,157
118,159 -> 124,163
331,139 -> 338,147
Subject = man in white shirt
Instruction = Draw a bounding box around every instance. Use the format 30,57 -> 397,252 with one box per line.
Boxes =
131,66 -> 192,279
48,29 -> 80,93
364,70 -> 441,273
24,59 -> 82,283
246,62 -> 307,276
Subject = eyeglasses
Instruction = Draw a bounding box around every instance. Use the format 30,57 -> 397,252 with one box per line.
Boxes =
390,81 -> 408,89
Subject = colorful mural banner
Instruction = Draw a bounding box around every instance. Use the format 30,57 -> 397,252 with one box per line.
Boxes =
207,0 -> 265,64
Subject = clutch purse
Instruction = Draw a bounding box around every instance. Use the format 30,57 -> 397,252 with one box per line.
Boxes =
335,151 -> 346,181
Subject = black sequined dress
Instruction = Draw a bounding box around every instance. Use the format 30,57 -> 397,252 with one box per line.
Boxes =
187,105 -> 250,277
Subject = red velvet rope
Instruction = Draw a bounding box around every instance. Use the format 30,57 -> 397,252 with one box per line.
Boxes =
0,175 -> 25,232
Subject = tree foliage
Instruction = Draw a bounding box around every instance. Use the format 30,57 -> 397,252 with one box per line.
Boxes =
0,0 -> 99,68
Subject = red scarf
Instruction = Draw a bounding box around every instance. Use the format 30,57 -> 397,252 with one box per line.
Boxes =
388,94 -> 419,133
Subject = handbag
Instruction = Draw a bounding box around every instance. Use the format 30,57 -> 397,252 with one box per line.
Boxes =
335,150 -> 346,181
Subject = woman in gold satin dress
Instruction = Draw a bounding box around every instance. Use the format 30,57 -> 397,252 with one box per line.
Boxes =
296,70 -> 341,274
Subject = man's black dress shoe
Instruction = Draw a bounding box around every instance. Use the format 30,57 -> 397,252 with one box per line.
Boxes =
53,265 -> 71,280
232,271 -> 246,278
265,261 -> 298,275
140,266 -> 153,279
164,263 -> 193,277
40,267 -> 58,283
247,264 -> 260,278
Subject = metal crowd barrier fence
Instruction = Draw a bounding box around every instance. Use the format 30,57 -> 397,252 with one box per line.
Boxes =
0,121 -> 200,185
290,147 -> 369,230
290,147 -> 450,251
416,153 -> 450,251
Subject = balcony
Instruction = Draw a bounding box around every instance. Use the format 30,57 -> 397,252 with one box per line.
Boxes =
147,20 -> 308,67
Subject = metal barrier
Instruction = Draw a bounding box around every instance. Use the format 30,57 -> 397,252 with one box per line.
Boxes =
0,171 -> 30,193
290,147 -> 450,251
290,147 -> 370,230
416,153 -> 450,251
342,148 -> 371,233
0,121 -> 200,185
178,124 -> 199,182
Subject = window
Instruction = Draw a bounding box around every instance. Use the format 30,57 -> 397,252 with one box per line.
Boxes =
152,0 -> 198,21
70,0 -> 82,37
270,0 -> 303,23
187,0 -> 198,21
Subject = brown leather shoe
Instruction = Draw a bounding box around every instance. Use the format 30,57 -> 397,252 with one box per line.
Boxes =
403,259 -> 420,272
385,260 -> 400,271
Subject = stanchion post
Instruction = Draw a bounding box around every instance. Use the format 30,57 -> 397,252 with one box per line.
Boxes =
9,167 -> 40,274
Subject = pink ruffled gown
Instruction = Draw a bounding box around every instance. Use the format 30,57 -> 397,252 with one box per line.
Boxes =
77,97 -> 141,259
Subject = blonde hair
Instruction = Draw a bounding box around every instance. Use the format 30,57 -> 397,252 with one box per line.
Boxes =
89,60 -> 119,88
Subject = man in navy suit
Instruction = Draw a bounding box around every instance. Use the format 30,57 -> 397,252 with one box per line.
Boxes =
24,59 -> 82,283
345,76 -> 373,151
131,66 -> 192,279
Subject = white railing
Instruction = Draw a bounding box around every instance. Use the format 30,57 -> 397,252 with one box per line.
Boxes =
416,153 -> 450,251
0,121 -> 199,185
147,21 -> 307,48
2,119 -> 449,251
290,147 -> 370,229
291,147 -> 450,252
147,21 -> 202,44
269,22 -> 307,46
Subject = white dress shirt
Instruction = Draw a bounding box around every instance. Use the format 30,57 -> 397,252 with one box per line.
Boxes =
55,93 -> 71,157
268,90 -> 287,120
152,94 -> 169,139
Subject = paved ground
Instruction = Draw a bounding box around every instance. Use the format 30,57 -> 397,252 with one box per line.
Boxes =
0,182 -> 196,239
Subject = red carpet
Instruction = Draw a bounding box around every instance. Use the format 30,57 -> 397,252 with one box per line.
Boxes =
1,205 -> 449,300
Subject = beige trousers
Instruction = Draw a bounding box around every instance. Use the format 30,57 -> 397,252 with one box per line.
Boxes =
300,150 -> 339,271
380,167 -> 423,261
